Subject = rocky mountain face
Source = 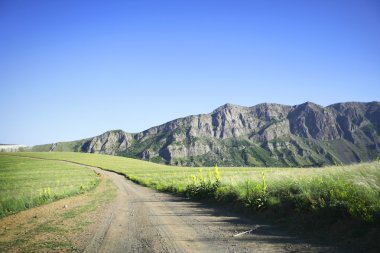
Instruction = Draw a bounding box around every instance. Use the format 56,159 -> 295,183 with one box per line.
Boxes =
33,102 -> 380,167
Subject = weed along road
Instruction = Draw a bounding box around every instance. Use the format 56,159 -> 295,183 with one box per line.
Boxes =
80,164 -> 332,253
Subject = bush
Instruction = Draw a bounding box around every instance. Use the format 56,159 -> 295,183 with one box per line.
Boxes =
185,166 -> 220,199
242,172 -> 268,210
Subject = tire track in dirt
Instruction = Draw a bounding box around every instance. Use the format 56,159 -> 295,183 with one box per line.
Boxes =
84,167 -> 211,253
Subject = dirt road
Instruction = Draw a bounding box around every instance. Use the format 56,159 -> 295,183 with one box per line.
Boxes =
83,166 -> 334,253
0,158 -> 337,252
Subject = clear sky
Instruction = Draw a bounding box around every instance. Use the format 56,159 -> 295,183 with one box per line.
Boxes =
1,0 -> 379,145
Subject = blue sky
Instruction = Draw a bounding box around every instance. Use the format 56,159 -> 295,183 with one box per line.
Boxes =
1,0 -> 379,145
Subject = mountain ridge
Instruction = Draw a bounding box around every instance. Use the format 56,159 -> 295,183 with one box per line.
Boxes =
32,101 -> 380,167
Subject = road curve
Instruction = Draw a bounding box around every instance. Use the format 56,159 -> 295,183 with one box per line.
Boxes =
78,165 -> 334,253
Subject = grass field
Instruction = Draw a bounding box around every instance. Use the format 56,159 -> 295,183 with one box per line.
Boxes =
0,154 -> 99,217
6,152 -> 380,225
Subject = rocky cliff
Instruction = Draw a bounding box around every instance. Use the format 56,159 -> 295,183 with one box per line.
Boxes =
32,101 -> 380,167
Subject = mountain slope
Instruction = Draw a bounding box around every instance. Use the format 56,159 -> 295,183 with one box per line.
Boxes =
32,101 -> 380,167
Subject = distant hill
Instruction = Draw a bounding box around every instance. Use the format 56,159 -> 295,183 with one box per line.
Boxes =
32,101 -> 380,167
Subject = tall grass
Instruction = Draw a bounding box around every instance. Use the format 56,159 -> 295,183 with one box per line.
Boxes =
0,155 -> 99,217
8,152 -> 380,223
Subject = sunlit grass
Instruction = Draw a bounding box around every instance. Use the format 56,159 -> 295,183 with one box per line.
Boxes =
0,154 -> 99,217
7,152 -> 380,223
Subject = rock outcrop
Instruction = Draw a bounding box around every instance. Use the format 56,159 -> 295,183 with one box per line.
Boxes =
32,101 -> 380,167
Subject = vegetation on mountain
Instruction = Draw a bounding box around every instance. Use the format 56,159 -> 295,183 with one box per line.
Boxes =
31,102 -> 380,167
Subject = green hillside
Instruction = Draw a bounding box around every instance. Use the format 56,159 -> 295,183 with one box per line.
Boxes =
8,152 -> 380,225
0,154 -> 99,217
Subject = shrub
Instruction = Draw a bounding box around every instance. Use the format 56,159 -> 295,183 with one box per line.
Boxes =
243,172 -> 268,210
185,166 -> 220,199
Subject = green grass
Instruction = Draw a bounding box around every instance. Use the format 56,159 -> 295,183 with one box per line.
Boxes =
0,177 -> 117,253
6,152 -> 380,224
0,154 -> 99,217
